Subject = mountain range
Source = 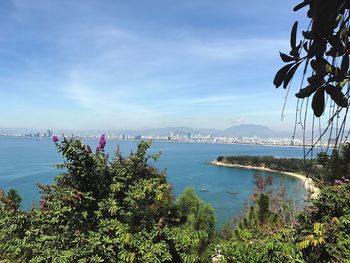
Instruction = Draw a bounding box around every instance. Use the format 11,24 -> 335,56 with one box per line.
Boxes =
137,124 -> 291,138
0,124 -> 293,138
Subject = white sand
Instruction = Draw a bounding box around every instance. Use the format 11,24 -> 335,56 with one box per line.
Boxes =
210,160 -> 319,198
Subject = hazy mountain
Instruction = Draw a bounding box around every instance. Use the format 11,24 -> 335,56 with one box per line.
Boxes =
223,124 -> 289,138
0,127 -> 33,134
139,124 -> 291,138
0,124 -> 295,138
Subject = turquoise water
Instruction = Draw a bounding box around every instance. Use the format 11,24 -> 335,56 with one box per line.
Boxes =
0,137 -> 312,228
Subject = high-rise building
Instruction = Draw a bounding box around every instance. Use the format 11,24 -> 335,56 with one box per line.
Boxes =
47,129 -> 53,137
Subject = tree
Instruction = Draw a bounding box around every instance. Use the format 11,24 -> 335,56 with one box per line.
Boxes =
176,187 -> 215,261
0,138 -> 209,262
6,189 -> 22,209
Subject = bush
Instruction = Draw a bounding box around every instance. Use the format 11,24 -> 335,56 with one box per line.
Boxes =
0,138 -> 209,262
297,181 -> 350,262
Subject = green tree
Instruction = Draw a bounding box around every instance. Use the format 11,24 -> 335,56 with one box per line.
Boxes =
0,139 -> 209,262
6,189 -> 22,209
176,187 -> 215,261
297,182 -> 350,262
317,152 -> 329,166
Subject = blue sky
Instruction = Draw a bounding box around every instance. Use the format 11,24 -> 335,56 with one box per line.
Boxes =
0,0 -> 310,131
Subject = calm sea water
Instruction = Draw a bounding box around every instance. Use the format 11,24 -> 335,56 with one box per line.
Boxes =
0,137 -> 314,228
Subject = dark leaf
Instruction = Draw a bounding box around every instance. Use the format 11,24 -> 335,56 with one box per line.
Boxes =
290,22 -> 298,49
312,88 -> 325,117
295,85 -> 318,98
283,62 -> 302,88
279,52 -> 294,62
341,53 -> 349,73
316,40 -> 327,58
293,1 -> 309,11
310,59 -> 316,69
273,63 -> 294,88
311,58 -> 328,76
331,37 -> 345,51
307,7 -> 313,18
333,67 -> 347,82
308,42 -> 317,58
325,48 -> 337,57
290,41 -> 302,57
325,84 -> 348,107
302,31 -> 314,39
307,74 -> 324,86
327,38 -> 346,57
303,42 -> 309,52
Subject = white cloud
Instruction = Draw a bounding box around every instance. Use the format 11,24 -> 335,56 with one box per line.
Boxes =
3,0 -> 295,130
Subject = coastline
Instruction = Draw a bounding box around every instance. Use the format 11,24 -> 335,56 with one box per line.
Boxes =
209,160 -> 319,198
0,136 -> 321,149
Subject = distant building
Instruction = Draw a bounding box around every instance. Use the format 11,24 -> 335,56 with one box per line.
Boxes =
46,129 -> 53,137
134,134 -> 142,140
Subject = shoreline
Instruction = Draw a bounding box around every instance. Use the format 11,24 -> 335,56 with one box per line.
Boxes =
209,160 -> 319,198
0,136 -> 322,149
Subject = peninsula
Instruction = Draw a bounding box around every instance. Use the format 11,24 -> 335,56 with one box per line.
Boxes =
209,155 -> 320,198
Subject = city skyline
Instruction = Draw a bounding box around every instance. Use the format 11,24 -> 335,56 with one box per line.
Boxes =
0,125 -> 327,148
0,122 -> 329,140
0,1 -> 310,131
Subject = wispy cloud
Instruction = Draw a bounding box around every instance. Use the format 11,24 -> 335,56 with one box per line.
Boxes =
165,94 -> 246,106
1,0 -> 300,130
186,38 -> 288,60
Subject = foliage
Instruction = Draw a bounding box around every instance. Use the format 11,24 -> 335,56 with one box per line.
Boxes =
176,187 -> 215,262
0,189 -> 22,210
217,155 -> 317,175
212,191 -> 302,263
275,0 -> 350,115
297,181 -> 350,262
212,177 -> 350,262
0,138 -> 210,262
213,227 -> 303,263
316,142 -> 350,181
1,141 -> 350,262
176,187 -> 215,239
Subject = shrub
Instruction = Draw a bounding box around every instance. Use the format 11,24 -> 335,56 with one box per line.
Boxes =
0,138 -> 208,262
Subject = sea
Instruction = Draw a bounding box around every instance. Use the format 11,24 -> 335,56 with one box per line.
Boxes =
0,137 -> 317,228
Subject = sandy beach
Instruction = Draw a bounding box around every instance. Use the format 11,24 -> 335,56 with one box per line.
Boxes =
210,160 -> 319,198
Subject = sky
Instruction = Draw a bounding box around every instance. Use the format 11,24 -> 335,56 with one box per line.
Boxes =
0,0 -> 311,131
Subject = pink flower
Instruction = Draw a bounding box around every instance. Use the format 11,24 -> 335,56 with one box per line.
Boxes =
99,134 -> 106,149
334,179 -> 343,185
96,146 -> 101,153
52,136 -> 59,143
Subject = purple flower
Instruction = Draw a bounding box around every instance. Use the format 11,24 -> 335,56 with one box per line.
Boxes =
344,178 -> 350,183
52,136 -> 59,143
98,134 -> 106,149
96,146 -> 101,153
334,179 -> 343,185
